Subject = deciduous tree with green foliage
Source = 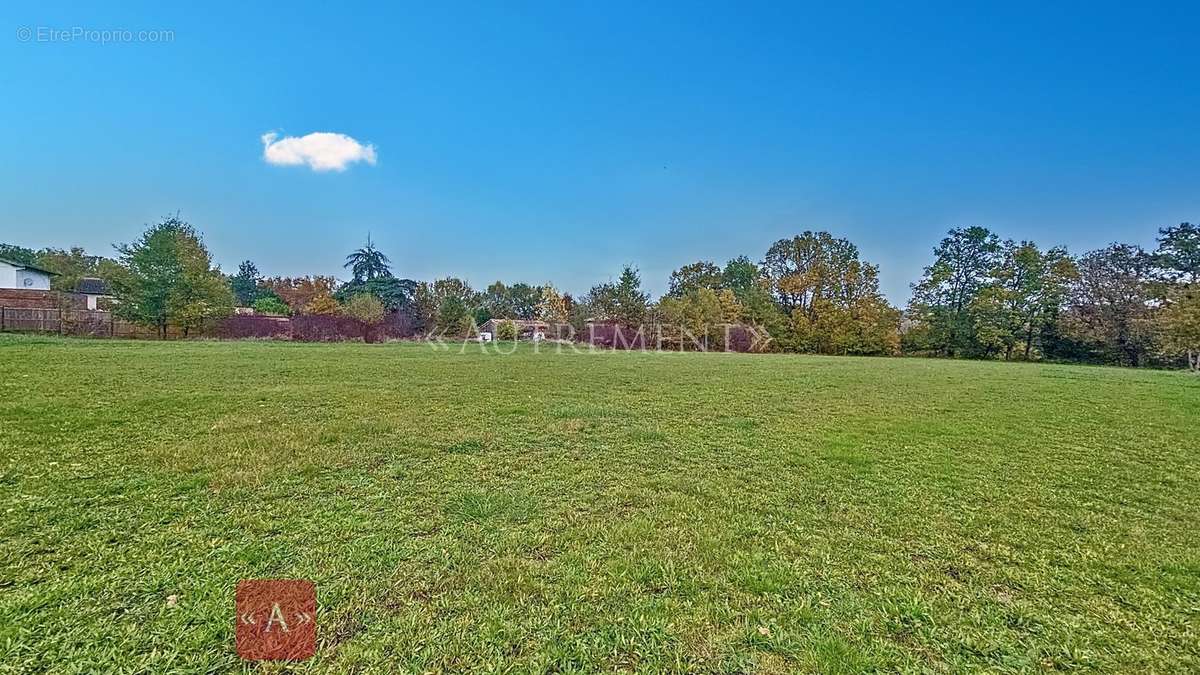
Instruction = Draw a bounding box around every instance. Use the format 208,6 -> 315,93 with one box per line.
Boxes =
1153,222 -> 1200,285
0,243 -> 39,267
481,281 -> 515,319
435,296 -> 473,336
907,227 -> 1002,356
475,280 -> 548,323
536,285 -> 569,324
508,283 -> 542,320
578,282 -> 616,323
109,217 -> 234,338
721,256 -> 762,298
415,278 -> 477,333
1153,222 -> 1200,371
658,287 -> 741,350
667,261 -> 722,297
261,276 -> 338,313
757,232 -> 900,355
1062,243 -> 1157,367
1159,286 -> 1200,372
35,247 -> 111,292
970,242 -> 1077,360
763,232 -> 874,317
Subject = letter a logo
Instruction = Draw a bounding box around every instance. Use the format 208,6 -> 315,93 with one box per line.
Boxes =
264,602 -> 290,632
235,579 -> 316,660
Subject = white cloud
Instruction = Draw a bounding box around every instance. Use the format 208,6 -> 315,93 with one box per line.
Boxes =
260,131 -> 377,172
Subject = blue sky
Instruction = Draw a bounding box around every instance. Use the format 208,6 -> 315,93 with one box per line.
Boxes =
2,1 -> 1197,302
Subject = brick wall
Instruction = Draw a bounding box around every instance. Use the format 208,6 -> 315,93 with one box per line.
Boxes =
0,289 -> 86,309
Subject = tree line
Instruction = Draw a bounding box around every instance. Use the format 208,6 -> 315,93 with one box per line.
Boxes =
2,216 -> 1196,371
905,224 -> 1198,369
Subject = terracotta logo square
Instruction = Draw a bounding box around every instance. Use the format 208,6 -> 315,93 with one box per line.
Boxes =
235,579 -> 316,661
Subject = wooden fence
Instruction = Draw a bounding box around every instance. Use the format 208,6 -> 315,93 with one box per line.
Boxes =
0,308 -> 419,342
0,307 -> 177,339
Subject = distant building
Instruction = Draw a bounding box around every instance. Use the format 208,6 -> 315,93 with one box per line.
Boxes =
0,257 -> 55,290
478,318 -> 550,340
74,277 -> 112,309
75,277 -> 112,310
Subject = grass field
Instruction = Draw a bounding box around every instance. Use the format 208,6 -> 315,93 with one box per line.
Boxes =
1,335 -> 1198,673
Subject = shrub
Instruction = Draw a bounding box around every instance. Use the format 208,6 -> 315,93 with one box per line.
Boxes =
253,296 -> 291,316
343,293 -> 387,342
213,315 -> 292,339
342,293 -> 386,325
586,322 -> 648,350
303,292 -> 340,315
496,320 -> 518,341
290,315 -> 365,342
377,310 -> 419,341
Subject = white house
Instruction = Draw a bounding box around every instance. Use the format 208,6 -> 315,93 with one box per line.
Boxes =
0,257 -> 54,290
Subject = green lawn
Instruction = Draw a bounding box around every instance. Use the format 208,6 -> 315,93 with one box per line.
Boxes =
1,335 -> 1197,673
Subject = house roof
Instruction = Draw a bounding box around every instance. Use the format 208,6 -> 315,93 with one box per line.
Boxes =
0,256 -> 58,276
76,277 -> 110,295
